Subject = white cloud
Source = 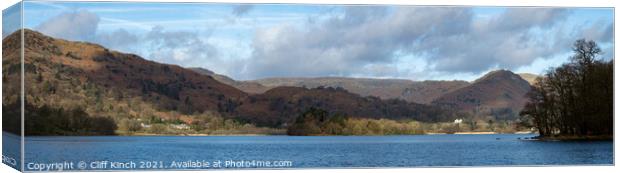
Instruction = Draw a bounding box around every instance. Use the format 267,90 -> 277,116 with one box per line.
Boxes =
239,7 -> 612,80
96,28 -> 139,52
33,10 -> 221,71
30,6 -> 613,81
35,10 -> 100,42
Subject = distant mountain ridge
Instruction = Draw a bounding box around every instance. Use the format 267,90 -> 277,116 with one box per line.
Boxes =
190,68 -> 470,104
189,67 -> 270,93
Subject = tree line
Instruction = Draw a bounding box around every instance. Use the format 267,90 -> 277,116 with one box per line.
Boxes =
287,107 -> 426,136
20,101 -> 118,136
520,39 -> 613,137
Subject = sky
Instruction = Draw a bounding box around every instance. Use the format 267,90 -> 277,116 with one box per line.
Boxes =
3,1 -> 614,81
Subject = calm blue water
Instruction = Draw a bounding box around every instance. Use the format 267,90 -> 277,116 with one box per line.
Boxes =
12,134 -> 614,171
2,132 -> 21,170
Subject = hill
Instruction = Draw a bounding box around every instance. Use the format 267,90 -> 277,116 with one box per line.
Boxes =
4,29 -> 249,135
431,70 -> 532,120
188,68 -> 533,122
16,29 -> 246,113
3,29 -> 457,134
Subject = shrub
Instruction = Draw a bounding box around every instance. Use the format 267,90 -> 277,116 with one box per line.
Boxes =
119,119 -> 142,132
148,124 -> 168,134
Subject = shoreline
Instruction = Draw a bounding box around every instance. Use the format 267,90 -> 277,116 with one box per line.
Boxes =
454,132 -> 495,135
20,133 -> 612,141
533,135 -> 613,141
9,130 -> 541,137
118,131 -> 538,136
117,132 -> 285,136
428,131 -> 535,135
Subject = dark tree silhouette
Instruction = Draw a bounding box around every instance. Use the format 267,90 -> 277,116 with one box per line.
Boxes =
520,39 -> 613,137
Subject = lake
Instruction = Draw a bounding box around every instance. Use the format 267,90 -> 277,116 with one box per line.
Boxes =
7,133 -> 615,171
